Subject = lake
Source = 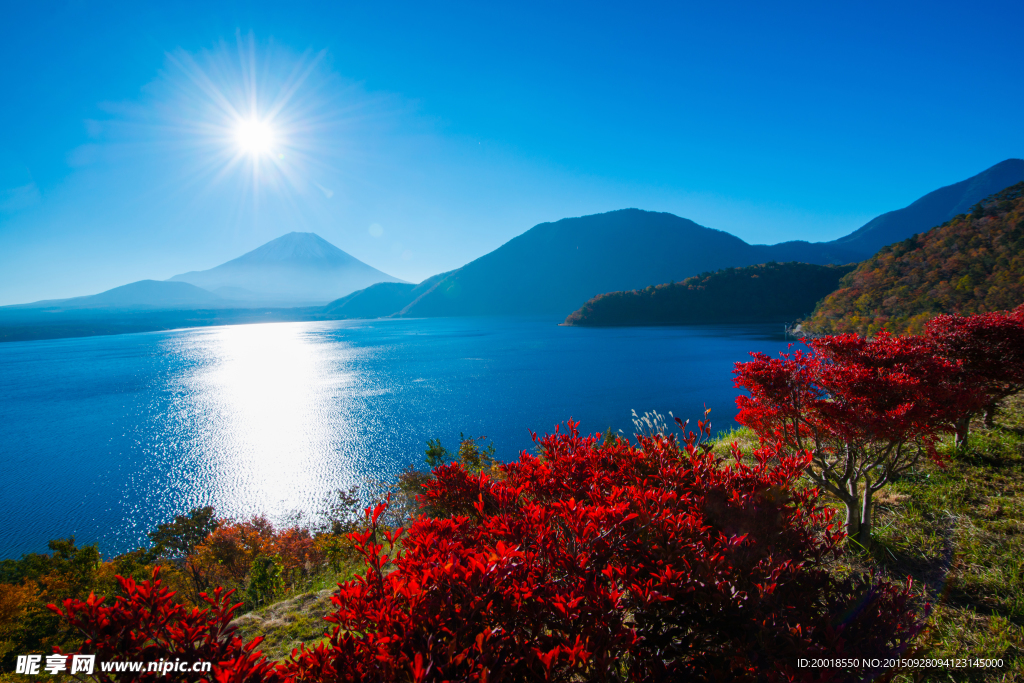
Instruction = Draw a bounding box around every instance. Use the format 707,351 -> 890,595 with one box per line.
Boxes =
0,317 -> 795,559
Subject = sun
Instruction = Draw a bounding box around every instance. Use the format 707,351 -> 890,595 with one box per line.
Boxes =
162,34 -> 332,191
234,119 -> 275,156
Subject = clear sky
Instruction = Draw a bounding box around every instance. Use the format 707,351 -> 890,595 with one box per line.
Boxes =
1,0 -> 1022,305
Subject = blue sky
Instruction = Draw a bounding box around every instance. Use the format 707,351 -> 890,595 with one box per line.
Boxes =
1,0 -> 1022,305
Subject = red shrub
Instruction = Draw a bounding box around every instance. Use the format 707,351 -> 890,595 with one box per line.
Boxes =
48,423 -> 927,682
49,568 -> 284,682
284,421 -> 925,682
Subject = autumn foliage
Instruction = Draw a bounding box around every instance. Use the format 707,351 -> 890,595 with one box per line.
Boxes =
734,331 -> 983,545
802,181 -> 1024,336
50,570 -> 284,683
147,509 -> 344,609
191,516 -> 323,607
925,305 -> 1024,443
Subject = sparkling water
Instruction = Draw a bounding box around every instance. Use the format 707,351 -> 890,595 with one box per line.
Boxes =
0,317 -> 794,558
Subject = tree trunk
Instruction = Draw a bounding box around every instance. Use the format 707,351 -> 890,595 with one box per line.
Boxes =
186,558 -> 210,604
856,487 -> 874,547
954,413 -> 973,448
841,486 -> 862,544
984,401 -> 998,428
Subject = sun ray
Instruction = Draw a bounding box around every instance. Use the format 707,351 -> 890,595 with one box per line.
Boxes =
95,30 -> 400,238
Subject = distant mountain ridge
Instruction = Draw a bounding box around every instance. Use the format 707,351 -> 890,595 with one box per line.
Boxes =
323,271 -> 456,319
801,182 -> 1024,336
4,280 -> 227,311
6,160 -> 1024,340
385,159 -> 1024,318
168,232 -> 405,304
824,158 -> 1024,257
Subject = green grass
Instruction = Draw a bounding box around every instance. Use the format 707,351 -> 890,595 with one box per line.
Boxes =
873,397 -> 1024,682
711,425 -> 761,453
712,405 -> 1024,681
232,589 -> 337,662
231,559 -> 364,662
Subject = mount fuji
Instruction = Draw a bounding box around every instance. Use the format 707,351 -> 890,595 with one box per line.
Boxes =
167,232 -> 405,304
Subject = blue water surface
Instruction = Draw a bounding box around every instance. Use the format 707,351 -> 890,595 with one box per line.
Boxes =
0,317 -> 796,558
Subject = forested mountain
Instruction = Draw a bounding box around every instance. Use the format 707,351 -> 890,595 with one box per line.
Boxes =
389,161 -> 1023,319
563,262 -> 855,327
801,182 -> 1024,336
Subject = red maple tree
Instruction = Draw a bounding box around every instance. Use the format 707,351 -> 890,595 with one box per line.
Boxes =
734,332 -> 976,546
925,305 -> 1024,445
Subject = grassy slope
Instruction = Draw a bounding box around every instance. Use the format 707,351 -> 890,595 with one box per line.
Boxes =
229,556 -> 370,662
716,397 -> 1024,681
232,587 -> 338,661
872,395 -> 1024,682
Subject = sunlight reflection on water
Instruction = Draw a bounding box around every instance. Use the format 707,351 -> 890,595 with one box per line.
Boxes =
150,323 -> 365,522
0,318 -> 794,558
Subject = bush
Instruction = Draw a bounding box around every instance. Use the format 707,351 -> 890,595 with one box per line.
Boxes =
284,420 -> 926,682
0,538 -> 104,671
925,305 -> 1024,445
50,569 -> 284,682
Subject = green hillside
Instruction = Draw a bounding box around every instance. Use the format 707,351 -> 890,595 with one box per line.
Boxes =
802,182 -> 1024,336
563,261 -> 855,327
